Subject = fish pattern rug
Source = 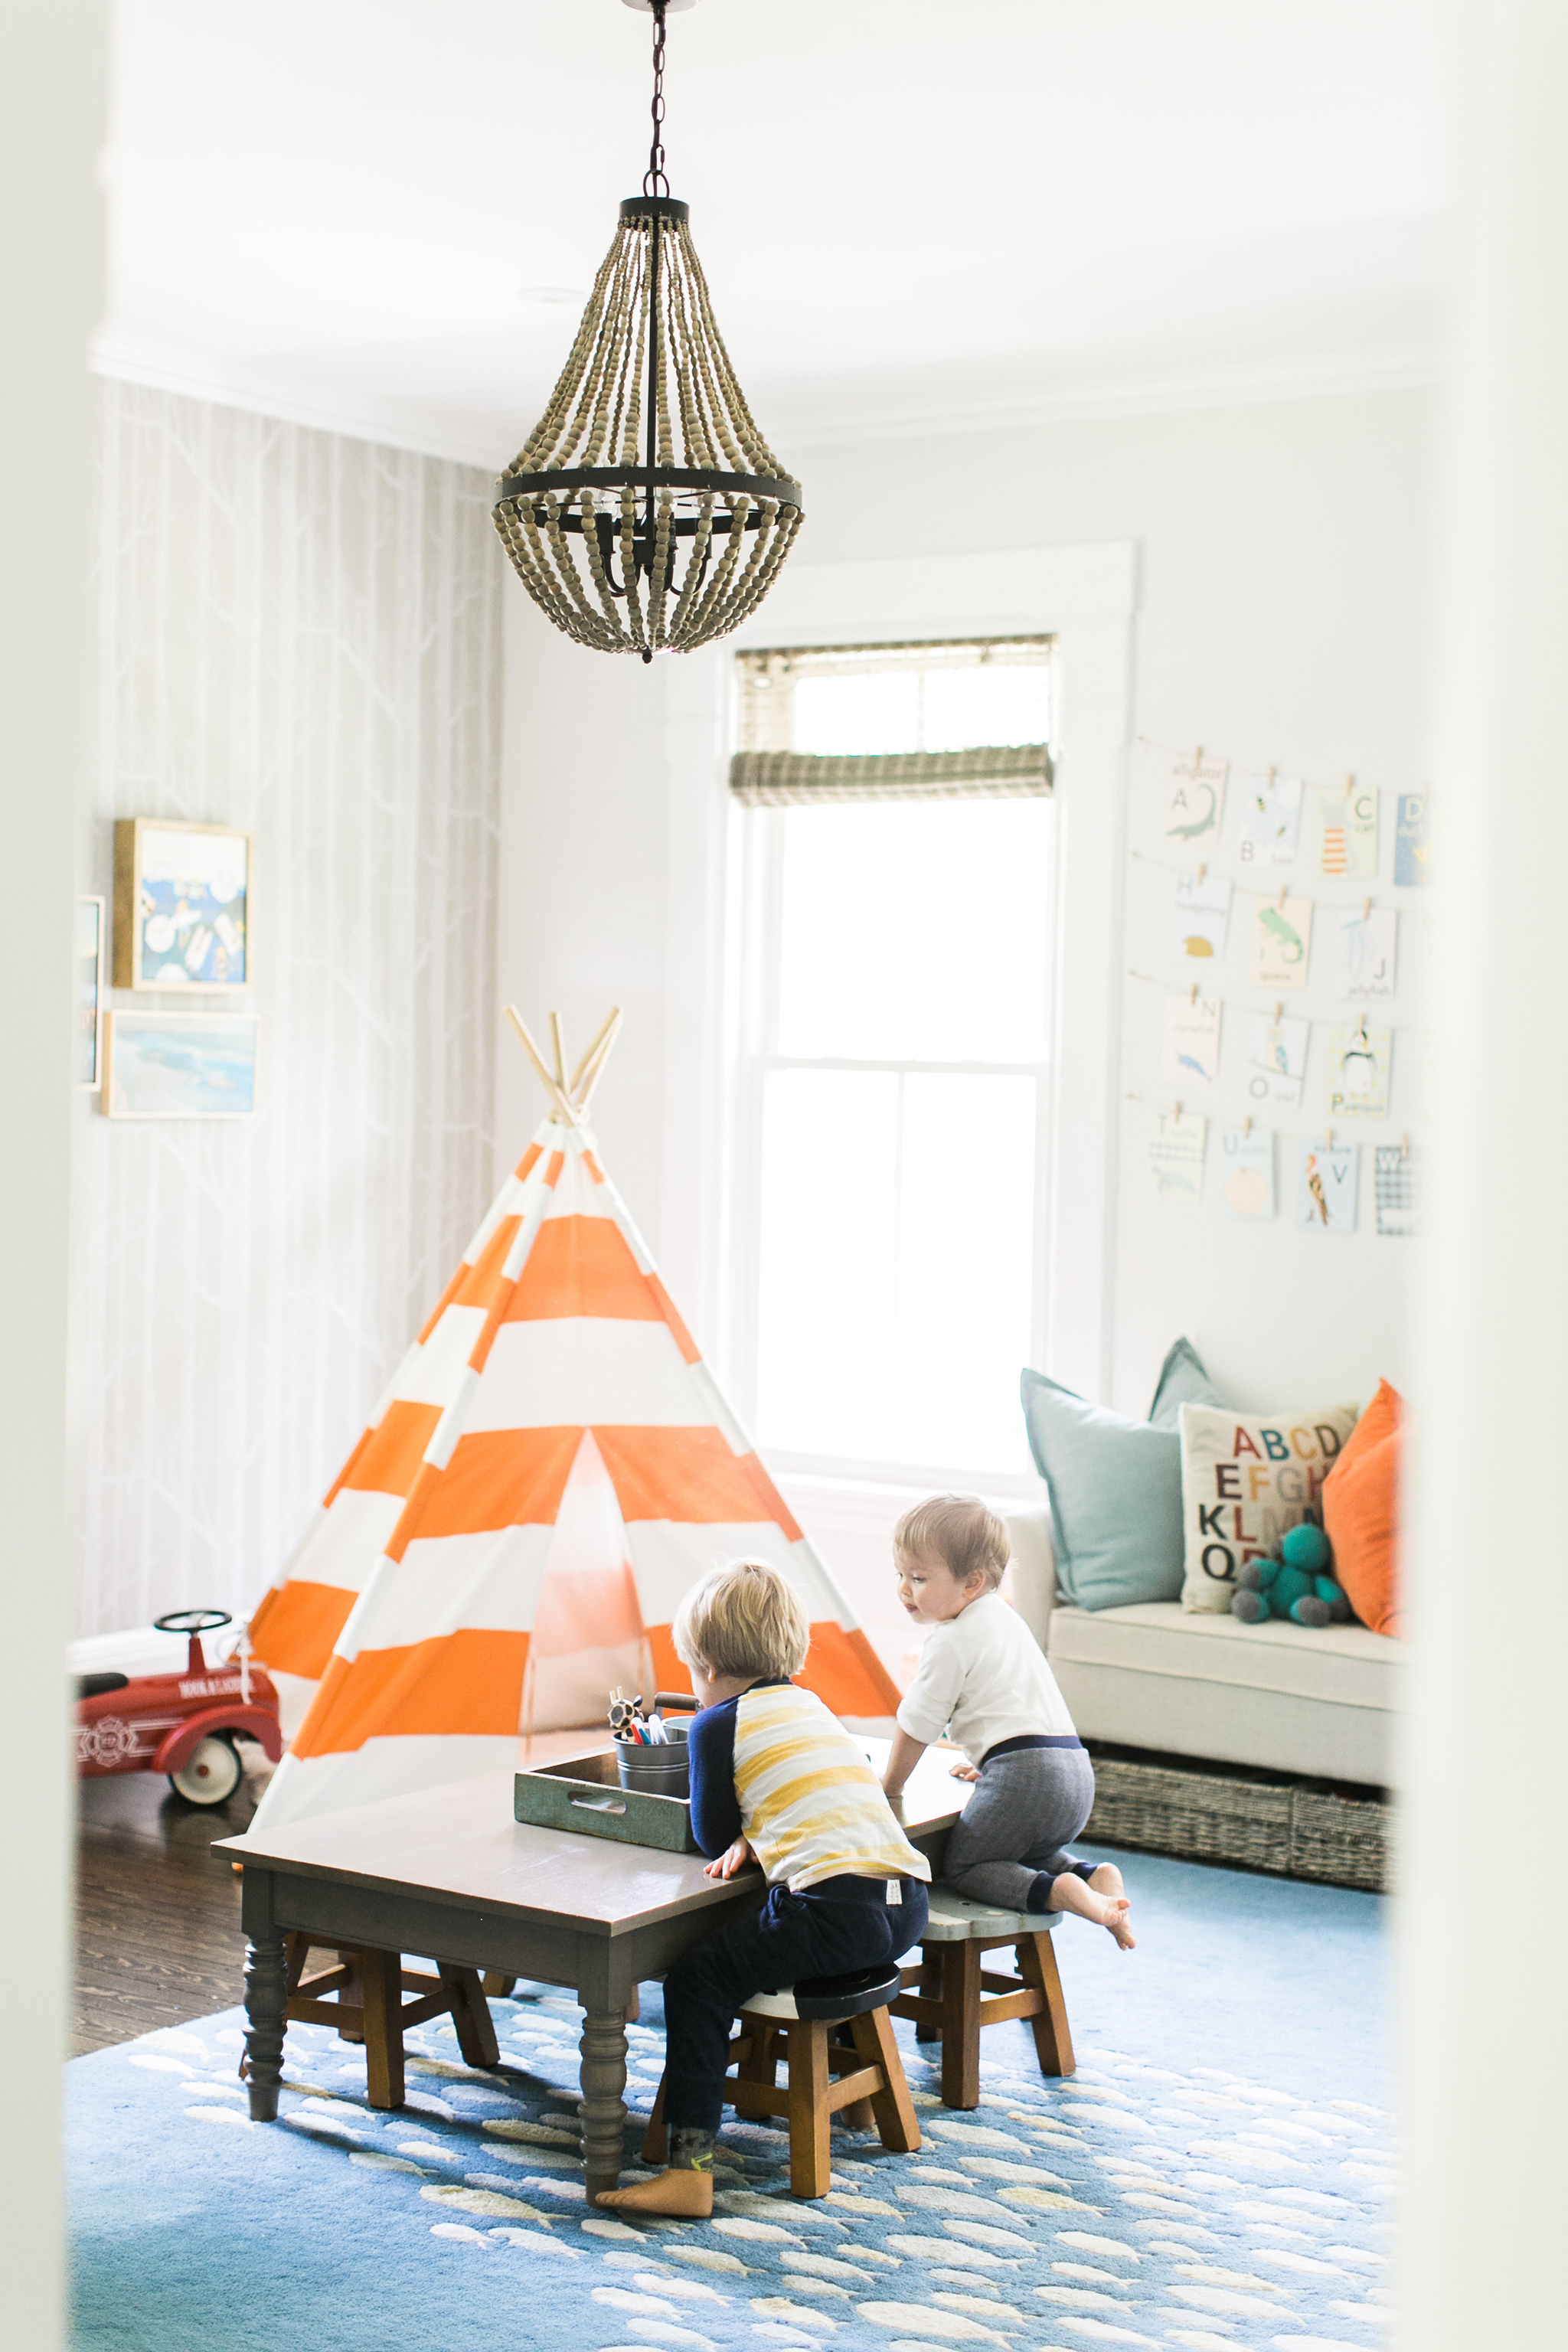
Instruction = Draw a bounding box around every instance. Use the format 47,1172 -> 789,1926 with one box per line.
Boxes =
67,1854 -> 1393,2352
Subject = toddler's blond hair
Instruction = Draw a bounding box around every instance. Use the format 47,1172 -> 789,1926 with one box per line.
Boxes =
672,1558 -> 811,1682
893,1494 -> 1010,1593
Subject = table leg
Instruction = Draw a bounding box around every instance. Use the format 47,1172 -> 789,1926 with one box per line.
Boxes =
243,1927 -> 288,2121
578,2004 -> 629,2199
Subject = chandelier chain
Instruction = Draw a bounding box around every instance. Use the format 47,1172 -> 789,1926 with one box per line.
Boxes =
643,0 -> 670,199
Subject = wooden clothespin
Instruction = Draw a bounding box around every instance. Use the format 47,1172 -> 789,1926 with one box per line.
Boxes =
1174,1101 -> 1184,1124
1244,1115 -> 1253,1138
1277,884 -> 1289,910
1189,981 -> 1198,1006
1362,896 -> 1372,923
1327,1125 -> 1336,1151
1401,1131 -> 1410,1157
1197,861 -> 1207,884
1274,1001 -> 1283,1025
1193,744 -> 1203,770
1267,763 -> 1276,785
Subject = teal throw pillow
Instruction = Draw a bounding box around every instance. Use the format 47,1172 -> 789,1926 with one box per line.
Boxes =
1021,1339 -> 1224,1612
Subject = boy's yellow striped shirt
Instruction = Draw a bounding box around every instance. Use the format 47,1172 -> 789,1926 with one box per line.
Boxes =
733,1681 -> 930,1893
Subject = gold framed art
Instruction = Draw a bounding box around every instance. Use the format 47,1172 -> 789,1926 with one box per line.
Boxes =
113,817 -> 253,991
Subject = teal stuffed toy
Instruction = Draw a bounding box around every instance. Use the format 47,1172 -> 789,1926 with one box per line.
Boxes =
1231,1522 -> 1352,1627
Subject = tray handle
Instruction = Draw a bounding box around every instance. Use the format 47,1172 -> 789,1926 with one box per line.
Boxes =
569,1792 -> 628,1816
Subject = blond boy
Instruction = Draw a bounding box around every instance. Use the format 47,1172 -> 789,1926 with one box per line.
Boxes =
882,1496 -> 1135,1948
595,1558 -> 930,2220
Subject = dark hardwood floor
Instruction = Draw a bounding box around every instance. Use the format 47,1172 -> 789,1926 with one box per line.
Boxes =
74,1761 -> 266,2056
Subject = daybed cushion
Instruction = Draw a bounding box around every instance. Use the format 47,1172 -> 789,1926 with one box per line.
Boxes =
1019,1340 -> 1223,1612
1047,1599 -> 1403,1789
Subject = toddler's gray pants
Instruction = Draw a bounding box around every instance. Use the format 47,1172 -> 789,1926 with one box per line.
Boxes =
939,1736 -> 1096,1913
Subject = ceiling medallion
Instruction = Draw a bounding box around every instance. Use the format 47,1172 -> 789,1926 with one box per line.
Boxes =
492,0 -> 803,662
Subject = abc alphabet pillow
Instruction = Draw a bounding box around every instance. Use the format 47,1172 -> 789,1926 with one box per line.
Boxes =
1178,1399 -> 1361,1613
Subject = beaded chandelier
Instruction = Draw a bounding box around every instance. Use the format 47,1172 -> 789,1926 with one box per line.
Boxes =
492,0 -> 802,662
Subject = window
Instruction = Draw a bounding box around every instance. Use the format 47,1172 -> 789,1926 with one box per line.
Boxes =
729,638 -> 1055,1485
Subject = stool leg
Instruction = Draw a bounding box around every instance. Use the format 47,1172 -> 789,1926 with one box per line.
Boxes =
641,2071 -> 670,2164
361,1948 -> 405,2109
851,2008 -> 920,2154
1017,1932 -> 1075,2078
733,2018 -> 779,2118
940,1939 -> 982,2109
441,1964 -> 500,2069
335,1949 -> 367,2043
786,2020 -> 832,2199
915,1949 -> 942,2043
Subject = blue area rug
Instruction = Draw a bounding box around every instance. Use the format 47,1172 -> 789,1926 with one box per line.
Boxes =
67,1848 -> 1393,2352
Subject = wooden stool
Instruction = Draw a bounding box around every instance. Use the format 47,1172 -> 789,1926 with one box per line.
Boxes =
280,1936 -> 499,2109
643,1962 -> 921,2200
890,1890 -> 1074,2110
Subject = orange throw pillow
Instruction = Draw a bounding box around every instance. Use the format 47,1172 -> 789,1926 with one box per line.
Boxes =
1322,1377 -> 1403,1636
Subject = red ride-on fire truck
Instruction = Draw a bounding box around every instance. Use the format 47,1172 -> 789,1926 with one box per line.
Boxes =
74,1609 -> 283,1806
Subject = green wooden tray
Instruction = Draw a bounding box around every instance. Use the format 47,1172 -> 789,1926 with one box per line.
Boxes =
514,1746 -> 702,1856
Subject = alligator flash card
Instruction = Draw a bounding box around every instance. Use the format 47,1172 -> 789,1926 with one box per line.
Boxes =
1164,751 -> 1228,849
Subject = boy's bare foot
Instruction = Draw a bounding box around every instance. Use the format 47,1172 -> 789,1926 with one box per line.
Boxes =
1047,1869 -> 1137,1951
1088,1861 -> 1125,1900
594,2168 -> 714,2219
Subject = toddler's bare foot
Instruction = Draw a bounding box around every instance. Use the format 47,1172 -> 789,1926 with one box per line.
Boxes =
594,2167 -> 714,2219
1048,1870 -> 1137,1951
1088,1862 -> 1125,1900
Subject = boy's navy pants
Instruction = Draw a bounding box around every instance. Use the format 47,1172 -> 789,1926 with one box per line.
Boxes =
662,1872 -> 930,2134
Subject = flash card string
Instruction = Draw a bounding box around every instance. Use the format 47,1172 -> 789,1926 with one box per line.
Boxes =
1125,966 -> 1430,1038
1135,734 -> 1433,808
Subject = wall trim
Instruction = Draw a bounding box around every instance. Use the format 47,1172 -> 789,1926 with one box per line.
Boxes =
93,333 -> 1439,473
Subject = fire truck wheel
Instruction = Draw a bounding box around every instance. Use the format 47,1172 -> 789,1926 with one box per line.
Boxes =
169,1733 -> 243,1806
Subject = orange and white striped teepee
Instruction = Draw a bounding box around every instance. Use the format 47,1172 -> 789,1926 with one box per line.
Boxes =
250,1008 -> 897,1833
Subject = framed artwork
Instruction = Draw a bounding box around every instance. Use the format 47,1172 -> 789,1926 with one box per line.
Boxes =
75,895 -> 106,1089
103,1011 -> 259,1119
113,817 -> 253,990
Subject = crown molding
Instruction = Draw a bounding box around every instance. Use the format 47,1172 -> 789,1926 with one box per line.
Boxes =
91,332 -> 1442,473
89,336 -> 505,472
773,345 -> 1443,452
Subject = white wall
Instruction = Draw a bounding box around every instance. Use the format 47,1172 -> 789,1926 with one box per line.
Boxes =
495,389 -> 1432,1437
1,3 -> 103,2336
77,382 -> 504,1637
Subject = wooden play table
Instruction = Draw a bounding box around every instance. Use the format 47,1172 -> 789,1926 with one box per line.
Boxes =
216,1736 -> 969,2197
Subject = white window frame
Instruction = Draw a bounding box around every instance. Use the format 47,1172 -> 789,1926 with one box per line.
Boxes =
658,543 -> 1138,1490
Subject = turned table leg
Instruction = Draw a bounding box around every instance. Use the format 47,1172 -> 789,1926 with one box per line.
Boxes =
243,1927 -> 288,2120
578,2004 -> 629,2200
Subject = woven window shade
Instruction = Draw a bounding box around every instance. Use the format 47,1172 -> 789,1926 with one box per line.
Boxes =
730,634 -> 1054,805
730,743 -> 1052,805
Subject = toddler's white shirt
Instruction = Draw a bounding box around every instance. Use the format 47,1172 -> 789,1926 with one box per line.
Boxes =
896,1591 -> 1078,1766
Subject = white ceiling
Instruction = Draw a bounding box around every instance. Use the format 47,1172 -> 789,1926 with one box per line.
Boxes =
99,0 -> 1452,468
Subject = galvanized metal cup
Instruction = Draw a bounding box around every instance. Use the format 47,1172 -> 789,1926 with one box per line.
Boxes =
615,1718 -> 690,1798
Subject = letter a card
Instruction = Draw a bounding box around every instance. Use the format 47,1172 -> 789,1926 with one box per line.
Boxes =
1298,1138 -> 1358,1233
1164,753 -> 1227,851
1249,893 -> 1313,989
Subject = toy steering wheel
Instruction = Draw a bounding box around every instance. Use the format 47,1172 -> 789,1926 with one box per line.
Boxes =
153,1609 -> 233,1635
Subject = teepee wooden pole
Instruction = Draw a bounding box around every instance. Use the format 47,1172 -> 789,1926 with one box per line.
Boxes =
568,1005 -> 621,1099
550,1011 -> 567,1089
576,1009 -> 625,1116
505,1004 -> 580,1126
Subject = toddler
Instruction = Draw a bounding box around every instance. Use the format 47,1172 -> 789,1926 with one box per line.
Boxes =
881,1495 -> 1134,1949
596,1557 -> 931,2219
